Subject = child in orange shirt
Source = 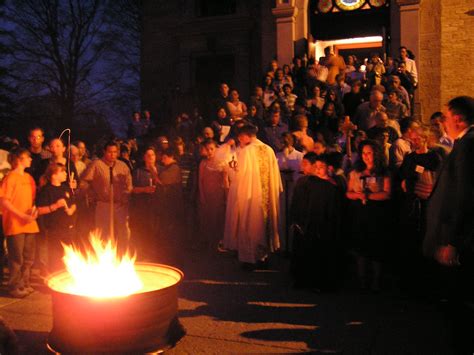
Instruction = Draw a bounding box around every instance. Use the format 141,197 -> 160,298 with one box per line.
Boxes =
0,148 -> 39,298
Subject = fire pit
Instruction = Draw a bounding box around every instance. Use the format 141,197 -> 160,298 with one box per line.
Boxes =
47,263 -> 184,353
46,236 -> 184,353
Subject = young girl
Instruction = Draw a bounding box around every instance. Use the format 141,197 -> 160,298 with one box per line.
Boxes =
198,139 -> 229,251
36,163 -> 76,273
38,138 -> 78,190
156,149 -> 183,238
346,140 -> 391,292
131,147 -> 159,259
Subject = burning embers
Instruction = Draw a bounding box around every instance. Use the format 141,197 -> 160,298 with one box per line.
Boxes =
46,233 -> 184,353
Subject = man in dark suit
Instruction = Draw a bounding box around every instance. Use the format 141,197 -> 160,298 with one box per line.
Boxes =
290,153 -> 342,292
423,95 -> 474,354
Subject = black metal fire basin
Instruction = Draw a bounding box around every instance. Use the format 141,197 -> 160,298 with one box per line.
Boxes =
46,263 -> 185,354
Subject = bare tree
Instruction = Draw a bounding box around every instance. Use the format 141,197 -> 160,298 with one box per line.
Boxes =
104,0 -> 141,78
0,0 -> 16,132
5,0 -> 120,128
100,0 -> 142,134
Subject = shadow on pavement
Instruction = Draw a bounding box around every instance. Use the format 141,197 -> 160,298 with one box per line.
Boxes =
176,251 -> 325,326
240,327 -> 375,354
240,328 -> 321,352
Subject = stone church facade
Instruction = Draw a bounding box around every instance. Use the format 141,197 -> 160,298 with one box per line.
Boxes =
142,0 -> 474,122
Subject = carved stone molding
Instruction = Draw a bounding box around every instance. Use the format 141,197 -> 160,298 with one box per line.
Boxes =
272,5 -> 298,19
396,0 -> 420,6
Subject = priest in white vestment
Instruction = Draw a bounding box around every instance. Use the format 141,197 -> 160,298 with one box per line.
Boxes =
223,124 -> 283,265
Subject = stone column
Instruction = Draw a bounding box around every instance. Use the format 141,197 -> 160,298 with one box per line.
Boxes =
294,0 -> 309,58
396,0 -> 421,118
397,0 -> 420,60
272,2 -> 298,65
419,0 -> 441,118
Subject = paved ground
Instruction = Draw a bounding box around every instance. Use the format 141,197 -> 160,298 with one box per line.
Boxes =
0,234 -> 452,354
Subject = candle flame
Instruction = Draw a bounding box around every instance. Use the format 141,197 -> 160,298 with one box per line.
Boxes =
61,232 -> 143,298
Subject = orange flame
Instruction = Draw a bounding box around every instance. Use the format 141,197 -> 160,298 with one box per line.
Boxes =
61,233 -> 143,298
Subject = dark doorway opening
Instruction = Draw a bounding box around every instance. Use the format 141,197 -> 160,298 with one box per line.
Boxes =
309,7 -> 390,40
194,54 -> 235,117
309,3 -> 391,56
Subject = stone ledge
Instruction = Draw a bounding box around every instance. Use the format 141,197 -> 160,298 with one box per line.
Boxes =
272,5 -> 298,19
396,0 -> 420,5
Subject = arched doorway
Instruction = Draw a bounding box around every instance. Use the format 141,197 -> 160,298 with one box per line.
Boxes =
308,0 -> 390,61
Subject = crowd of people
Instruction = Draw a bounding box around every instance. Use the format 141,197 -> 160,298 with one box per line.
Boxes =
0,45 -> 472,353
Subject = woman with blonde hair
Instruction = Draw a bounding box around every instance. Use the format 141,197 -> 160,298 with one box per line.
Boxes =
292,115 -> 314,153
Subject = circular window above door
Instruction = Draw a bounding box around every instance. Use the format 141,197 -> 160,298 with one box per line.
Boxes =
317,0 -> 333,13
368,0 -> 386,7
334,0 -> 366,11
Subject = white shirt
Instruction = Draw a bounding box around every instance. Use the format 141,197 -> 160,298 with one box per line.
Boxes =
277,148 -> 304,183
404,57 -> 418,85
439,133 -> 454,148
389,137 -> 412,169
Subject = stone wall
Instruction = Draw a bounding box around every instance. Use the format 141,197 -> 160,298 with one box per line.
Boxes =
141,1 -> 181,121
419,0 -> 441,119
439,0 -> 474,105
419,0 -> 474,119
142,0 -> 270,121
260,0 -> 277,74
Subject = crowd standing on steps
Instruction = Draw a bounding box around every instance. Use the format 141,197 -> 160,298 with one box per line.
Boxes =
0,46 -> 472,354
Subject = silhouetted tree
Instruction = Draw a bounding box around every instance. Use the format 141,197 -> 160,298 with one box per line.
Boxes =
100,0 -> 142,136
4,0 -> 142,137
0,0 -> 16,132
5,0 -> 119,129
